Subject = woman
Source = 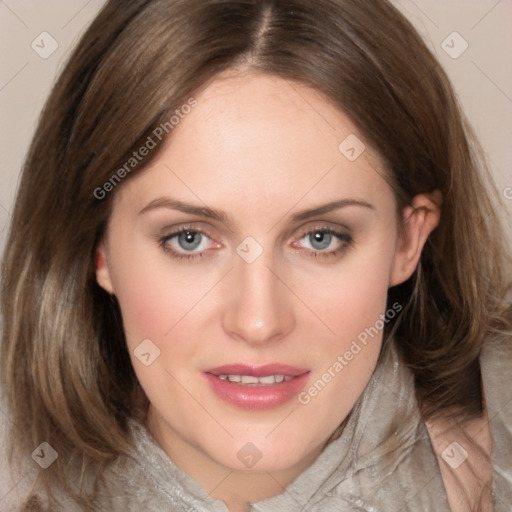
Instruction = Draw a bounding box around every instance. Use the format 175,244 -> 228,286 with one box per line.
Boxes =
1,0 -> 511,510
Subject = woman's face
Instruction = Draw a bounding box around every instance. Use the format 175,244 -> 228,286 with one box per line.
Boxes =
96,72 -> 430,478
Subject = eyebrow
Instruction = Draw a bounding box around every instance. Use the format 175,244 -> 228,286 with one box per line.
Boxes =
138,198 -> 229,223
138,197 -> 374,224
290,199 -> 374,222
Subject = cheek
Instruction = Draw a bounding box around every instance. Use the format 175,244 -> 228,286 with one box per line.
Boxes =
114,268 -> 174,344
109,231 -> 215,345
299,236 -> 395,342
109,251 -> 213,408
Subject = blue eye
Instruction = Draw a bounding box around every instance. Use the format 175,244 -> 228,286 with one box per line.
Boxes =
292,228 -> 353,258
160,229 -> 214,258
299,230 -> 349,252
176,231 -> 204,251
307,232 -> 334,250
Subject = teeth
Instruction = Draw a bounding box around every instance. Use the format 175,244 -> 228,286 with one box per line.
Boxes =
217,374 -> 293,385
258,375 -> 277,384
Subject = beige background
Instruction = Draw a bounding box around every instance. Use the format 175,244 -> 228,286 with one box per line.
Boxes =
0,0 -> 511,257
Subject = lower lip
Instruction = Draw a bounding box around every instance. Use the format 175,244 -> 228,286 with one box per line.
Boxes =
203,372 -> 310,410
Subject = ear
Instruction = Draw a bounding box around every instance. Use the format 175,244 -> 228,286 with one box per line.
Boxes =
389,191 -> 442,287
95,241 -> 115,294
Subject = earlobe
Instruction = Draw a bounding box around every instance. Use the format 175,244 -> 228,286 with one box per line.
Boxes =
95,241 -> 115,295
389,191 -> 442,287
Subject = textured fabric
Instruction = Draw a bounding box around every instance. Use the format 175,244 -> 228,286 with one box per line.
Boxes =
1,335 -> 511,511
481,336 -> 512,511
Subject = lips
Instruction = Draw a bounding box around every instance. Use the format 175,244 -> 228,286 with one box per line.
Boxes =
203,364 -> 310,410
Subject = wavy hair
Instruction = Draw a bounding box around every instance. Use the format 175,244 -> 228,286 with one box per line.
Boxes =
1,0 -> 510,507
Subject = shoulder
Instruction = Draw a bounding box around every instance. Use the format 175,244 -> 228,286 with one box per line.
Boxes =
0,403 -> 36,511
0,411 -> 171,511
480,332 -> 512,507
479,331 -> 512,452
426,332 -> 512,512
0,403 -> 83,512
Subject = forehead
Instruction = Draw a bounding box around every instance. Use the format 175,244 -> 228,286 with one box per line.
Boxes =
115,72 -> 394,219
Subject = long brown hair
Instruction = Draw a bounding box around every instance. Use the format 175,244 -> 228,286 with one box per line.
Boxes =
2,0 -> 510,507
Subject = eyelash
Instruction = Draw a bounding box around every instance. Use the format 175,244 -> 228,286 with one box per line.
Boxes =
158,226 -> 353,261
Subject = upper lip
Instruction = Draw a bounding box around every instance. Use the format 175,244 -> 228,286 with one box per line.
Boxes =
205,364 -> 310,378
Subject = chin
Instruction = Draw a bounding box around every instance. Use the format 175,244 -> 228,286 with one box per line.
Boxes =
205,431 -> 323,473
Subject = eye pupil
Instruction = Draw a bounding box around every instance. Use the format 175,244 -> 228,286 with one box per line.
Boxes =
178,231 -> 202,251
309,231 -> 332,250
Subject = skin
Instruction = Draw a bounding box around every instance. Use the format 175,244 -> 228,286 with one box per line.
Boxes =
427,412 -> 493,512
96,71 -> 441,512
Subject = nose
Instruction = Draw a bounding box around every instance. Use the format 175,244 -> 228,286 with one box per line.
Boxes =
221,258 -> 295,346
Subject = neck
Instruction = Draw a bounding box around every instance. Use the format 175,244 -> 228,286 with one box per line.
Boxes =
147,409 -> 324,511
